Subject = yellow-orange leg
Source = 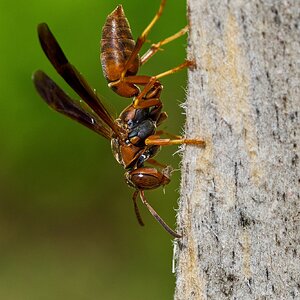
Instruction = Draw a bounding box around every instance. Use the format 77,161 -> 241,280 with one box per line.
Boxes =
133,60 -> 194,109
155,60 -> 195,80
145,135 -> 206,147
140,25 -> 189,65
120,0 -> 167,81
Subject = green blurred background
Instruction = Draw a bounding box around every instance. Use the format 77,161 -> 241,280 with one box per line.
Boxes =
0,0 -> 188,299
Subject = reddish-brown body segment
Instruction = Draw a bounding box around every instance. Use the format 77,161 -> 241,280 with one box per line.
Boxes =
126,167 -> 170,190
101,5 -> 140,97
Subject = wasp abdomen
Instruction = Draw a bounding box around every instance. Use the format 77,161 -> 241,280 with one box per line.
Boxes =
101,5 -> 139,83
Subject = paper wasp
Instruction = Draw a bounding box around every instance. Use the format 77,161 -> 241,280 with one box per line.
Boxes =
33,0 -> 205,238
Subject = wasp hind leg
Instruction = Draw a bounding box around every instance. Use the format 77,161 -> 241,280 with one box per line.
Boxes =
120,0 -> 167,80
140,26 -> 189,65
133,60 -> 194,109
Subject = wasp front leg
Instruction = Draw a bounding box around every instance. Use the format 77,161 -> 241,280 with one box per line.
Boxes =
145,135 -> 206,147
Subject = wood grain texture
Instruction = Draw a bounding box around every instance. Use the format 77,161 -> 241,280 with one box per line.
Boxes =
174,1 -> 299,299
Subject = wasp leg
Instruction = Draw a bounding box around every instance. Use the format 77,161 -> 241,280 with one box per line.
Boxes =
145,135 -> 206,147
132,190 -> 144,226
134,97 -> 161,109
140,26 -> 188,65
108,74 -> 161,107
155,60 -> 195,80
120,0 -> 167,81
111,60 -> 194,109
133,60 -> 194,108
140,190 -> 182,238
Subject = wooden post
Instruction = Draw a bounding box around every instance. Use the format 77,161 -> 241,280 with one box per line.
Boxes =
174,1 -> 299,299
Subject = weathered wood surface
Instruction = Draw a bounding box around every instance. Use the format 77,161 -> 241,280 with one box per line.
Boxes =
174,1 -> 299,299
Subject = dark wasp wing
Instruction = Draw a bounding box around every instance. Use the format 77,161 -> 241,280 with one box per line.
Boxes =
36,23 -> 122,138
33,70 -> 112,139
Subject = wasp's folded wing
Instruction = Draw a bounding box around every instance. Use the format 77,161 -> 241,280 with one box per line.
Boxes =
37,23 -> 121,138
33,70 -> 112,139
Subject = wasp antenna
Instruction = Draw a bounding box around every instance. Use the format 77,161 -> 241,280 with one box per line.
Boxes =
140,191 -> 182,238
132,191 -> 145,226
